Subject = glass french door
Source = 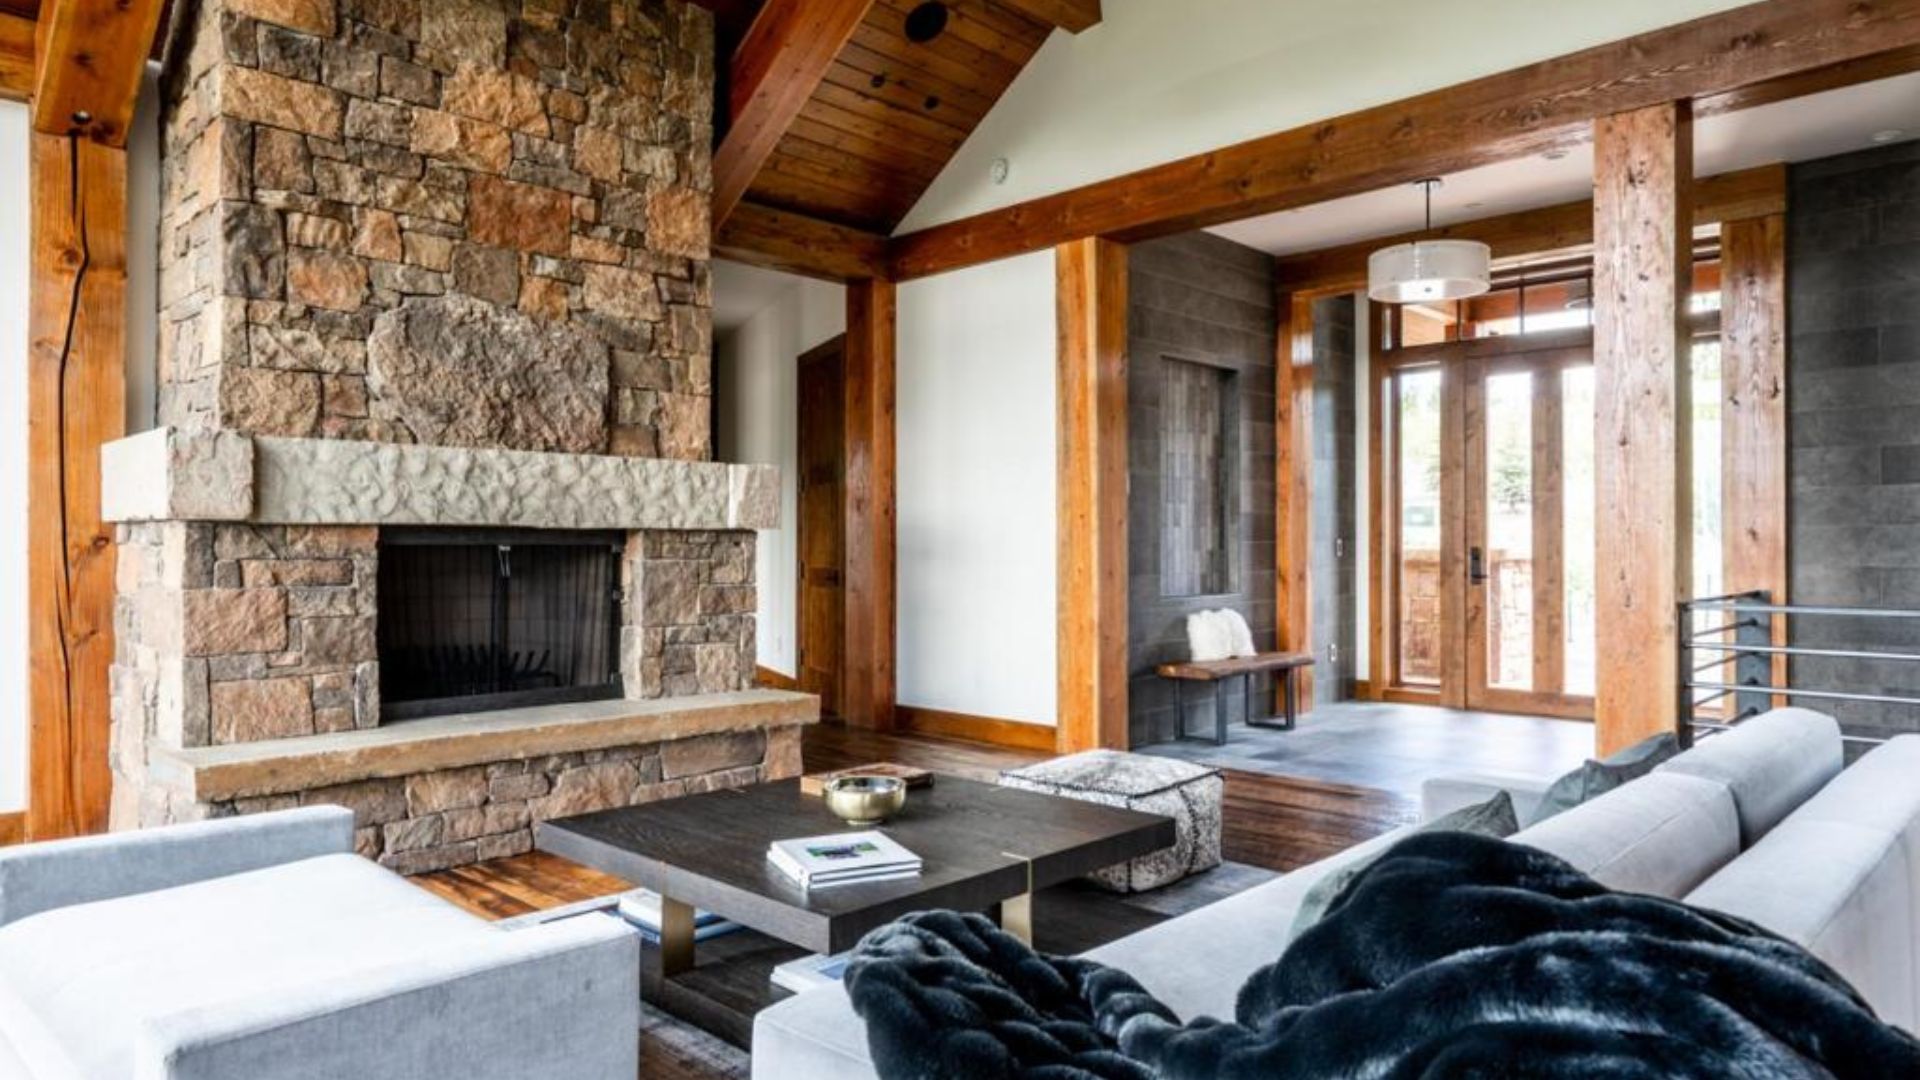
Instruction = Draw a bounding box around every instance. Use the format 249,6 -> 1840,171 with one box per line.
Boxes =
1384,343 -> 1595,719
1462,354 -> 1595,718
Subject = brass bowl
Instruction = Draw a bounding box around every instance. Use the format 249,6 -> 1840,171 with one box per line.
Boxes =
823,775 -> 907,826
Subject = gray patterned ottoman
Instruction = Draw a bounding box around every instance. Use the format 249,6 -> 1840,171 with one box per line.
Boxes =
999,750 -> 1223,893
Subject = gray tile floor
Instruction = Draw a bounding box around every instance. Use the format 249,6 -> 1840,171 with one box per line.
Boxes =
1140,700 -> 1595,801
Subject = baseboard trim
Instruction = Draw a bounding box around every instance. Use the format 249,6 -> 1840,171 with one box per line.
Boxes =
896,706 -> 1056,752
0,811 -> 24,847
755,666 -> 800,691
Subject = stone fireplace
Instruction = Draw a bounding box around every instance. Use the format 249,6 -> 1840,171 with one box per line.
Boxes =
101,0 -> 816,873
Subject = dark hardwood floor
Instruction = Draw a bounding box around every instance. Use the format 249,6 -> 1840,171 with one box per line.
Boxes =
413,721 -> 1415,1077
418,723 -> 1415,917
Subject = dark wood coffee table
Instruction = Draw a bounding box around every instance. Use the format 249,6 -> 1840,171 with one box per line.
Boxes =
536,775 -> 1175,1042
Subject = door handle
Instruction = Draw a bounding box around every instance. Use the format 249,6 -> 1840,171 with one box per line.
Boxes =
1469,546 -> 1488,585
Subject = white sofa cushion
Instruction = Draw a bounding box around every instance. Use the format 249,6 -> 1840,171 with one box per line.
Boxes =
0,852 -> 492,1079
1513,771 -> 1739,897
1657,707 -> 1843,846
1687,736 -> 1920,1033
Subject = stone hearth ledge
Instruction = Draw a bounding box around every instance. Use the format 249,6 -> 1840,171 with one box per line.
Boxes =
147,689 -> 819,803
100,427 -> 780,531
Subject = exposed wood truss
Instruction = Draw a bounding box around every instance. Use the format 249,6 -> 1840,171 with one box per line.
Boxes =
1592,101 -> 1694,757
996,0 -> 1099,32
1055,238 -> 1129,752
31,0 -> 166,146
714,201 -> 891,281
713,0 -> 876,226
887,0 -> 1920,280
0,10 -> 31,101
842,280 -> 898,730
1275,166 -> 1786,298
28,133 -> 128,839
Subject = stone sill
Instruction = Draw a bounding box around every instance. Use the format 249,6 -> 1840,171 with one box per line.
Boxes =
149,689 -> 819,802
99,427 -> 780,531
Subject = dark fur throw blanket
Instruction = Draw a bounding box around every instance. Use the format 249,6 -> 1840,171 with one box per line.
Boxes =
844,832 -> 1920,1079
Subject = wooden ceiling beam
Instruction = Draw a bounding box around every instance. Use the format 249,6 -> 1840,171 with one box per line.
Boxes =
1274,164 -> 1785,297
887,0 -> 1920,281
714,201 -> 892,282
32,0 -> 167,146
713,0 -> 875,227
997,0 -> 1100,33
0,11 -> 31,102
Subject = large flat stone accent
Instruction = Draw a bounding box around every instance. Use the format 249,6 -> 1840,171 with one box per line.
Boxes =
100,428 -> 780,531
148,689 -> 817,802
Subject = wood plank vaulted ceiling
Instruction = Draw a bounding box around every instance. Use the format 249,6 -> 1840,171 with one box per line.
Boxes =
735,0 -> 1053,234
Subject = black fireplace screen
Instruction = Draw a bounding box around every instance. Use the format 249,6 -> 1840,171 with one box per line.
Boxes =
378,528 -> 625,721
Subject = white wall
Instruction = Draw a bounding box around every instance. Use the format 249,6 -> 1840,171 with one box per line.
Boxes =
898,0 -> 1750,232
0,103 -> 26,811
713,270 -> 845,678
897,252 -> 1058,725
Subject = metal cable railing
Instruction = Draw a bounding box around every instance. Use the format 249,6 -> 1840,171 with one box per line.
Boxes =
1677,591 -> 1917,748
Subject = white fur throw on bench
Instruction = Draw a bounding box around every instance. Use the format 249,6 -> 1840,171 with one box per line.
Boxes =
1186,609 -> 1256,662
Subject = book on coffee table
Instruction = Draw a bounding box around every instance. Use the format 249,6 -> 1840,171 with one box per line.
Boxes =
799,762 -> 935,796
768,831 -> 922,889
771,951 -> 853,993
616,889 -> 741,944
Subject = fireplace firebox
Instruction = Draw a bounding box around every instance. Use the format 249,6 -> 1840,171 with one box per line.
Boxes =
378,529 -> 626,721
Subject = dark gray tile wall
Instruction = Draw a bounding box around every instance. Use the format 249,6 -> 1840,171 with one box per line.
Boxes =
1312,297 -> 1358,704
1126,232 -> 1278,746
1787,138 -> 1920,740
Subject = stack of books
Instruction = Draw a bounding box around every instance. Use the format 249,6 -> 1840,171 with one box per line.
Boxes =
768,831 -> 922,889
615,889 -> 741,945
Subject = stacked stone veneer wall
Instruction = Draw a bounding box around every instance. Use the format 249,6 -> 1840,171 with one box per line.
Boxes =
220,726 -> 803,873
158,0 -> 715,460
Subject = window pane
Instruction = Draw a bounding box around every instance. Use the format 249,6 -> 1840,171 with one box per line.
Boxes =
1484,371 -> 1533,691
1562,366 -> 1597,696
1691,340 -> 1725,705
1396,369 -> 1443,685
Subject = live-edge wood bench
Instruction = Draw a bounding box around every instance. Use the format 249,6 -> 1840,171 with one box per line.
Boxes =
1155,652 -> 1313,745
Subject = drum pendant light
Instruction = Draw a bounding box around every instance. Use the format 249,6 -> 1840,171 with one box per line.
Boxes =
1368,179 -> 1492,304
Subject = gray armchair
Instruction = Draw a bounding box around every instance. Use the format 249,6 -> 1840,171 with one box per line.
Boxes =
0,807 -> 640,1080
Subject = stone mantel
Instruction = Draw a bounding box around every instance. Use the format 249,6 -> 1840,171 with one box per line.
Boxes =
151,689 -> 819,803
101,427 -> 780,531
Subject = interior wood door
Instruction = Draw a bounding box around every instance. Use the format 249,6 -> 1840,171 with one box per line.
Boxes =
796,337 -> 847,717
1461,348 -> 1596,720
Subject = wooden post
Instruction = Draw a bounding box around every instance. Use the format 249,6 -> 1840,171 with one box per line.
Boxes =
27,133 -> 128,839
1276,294 -> 1315,710
842,278 -> 897,730
1720,214 -> 1790,702
1056,238 -> 1128,753
1592,101 -> 1694,755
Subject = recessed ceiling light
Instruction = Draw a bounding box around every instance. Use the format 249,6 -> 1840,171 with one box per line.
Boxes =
1541,149 -> 1569,161
1465,201 -> 1485,210
1870,129 -> 1907,144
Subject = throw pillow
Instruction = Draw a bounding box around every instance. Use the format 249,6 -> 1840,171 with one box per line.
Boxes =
1530,732 -> 1683,824
1220,608 -> 1258,658
1289,790 -> 1519,936
1186,610 -> 1236,662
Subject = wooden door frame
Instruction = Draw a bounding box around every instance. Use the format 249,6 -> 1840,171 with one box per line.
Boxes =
1460,350 -> 1595,722
795,334 -> 848,717
1375,329 -> 1599,718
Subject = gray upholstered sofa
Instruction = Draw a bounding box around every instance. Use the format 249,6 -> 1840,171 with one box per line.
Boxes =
752,707 -> 1920,1077
0,806 -> 641,1079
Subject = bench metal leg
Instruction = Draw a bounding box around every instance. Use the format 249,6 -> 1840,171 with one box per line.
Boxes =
1246,668 -> 1299,733
1214,678 -> 1228,744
